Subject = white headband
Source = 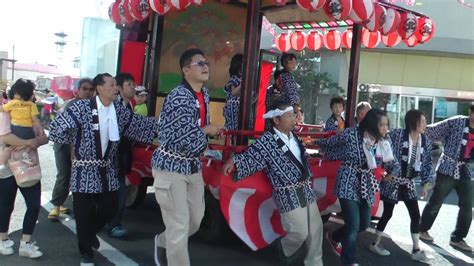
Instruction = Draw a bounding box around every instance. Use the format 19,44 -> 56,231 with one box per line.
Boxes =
263,106 -> 294,119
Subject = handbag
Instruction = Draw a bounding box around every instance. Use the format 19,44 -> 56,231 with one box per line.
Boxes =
8,149 -> 41,188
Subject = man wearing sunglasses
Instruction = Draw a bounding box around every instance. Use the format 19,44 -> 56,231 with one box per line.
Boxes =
152,48 -> 224,266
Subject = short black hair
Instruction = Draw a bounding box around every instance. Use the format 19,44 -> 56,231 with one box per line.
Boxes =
330,96 -> 345,109
93,73 -> 113,89
179,48 -> 205,71
115,73 -> 135,87
358,108 -> 388,141
10,79 -> 35,101
273,69 -> 284,80
229,53 -> 243,76
78,78 -> 94,89
470,105 -> 474,114
405,109 -> 424,132
280,53 -> 297,68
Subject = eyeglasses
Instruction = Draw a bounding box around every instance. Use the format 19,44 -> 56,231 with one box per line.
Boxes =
81,86 -> 95,92
188,61 -> 210,68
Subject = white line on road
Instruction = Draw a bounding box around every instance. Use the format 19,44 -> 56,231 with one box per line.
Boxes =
40,193 -> 139,266
329,216 -> 474,264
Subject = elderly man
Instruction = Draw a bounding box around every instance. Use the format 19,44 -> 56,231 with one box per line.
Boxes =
48,78 -> 95,221
223,100 -> 323,266
354,101 -> 371,127
49,73 -> 159,266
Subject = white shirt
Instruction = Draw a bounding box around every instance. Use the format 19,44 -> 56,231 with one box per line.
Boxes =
273,127 -> 303,164
96,96 -> 120,157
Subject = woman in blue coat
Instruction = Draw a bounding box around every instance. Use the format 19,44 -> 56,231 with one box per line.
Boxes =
369,109 -> 434,262
316,108 -> 399,265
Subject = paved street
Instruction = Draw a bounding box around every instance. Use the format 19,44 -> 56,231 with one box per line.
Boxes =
1,143 -> 473,266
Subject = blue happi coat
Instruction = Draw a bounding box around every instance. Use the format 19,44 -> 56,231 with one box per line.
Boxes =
380,128 -> 435,203
233,129 -> 316,213
280,71 -> 300,105
324,114 -> 344,132
223,74 -> 242,130
316,128 -> 400,206
49,97 -> 159,193
152,81 -> 210,175
425,116 -> 471,179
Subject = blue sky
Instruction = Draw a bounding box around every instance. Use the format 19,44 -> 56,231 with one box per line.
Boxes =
0,0 -> 111,65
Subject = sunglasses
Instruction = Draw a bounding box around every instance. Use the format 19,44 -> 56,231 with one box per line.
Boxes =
188,61 -> 210,68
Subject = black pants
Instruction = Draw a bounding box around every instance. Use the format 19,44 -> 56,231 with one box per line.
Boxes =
377,198 -> 420,233
51,143 -> 71,206
109,174 -> 127,229
73,191 -> 117,257
0,177 -> 41,235
420,173 -> 472,241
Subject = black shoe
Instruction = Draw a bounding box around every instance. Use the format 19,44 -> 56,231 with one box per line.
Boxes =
92,236 -> 100,250
156,246 -> 167,266
80,254 -> 95,266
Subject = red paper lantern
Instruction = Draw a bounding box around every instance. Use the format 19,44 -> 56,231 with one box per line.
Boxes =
296,0 -> 326,12
306,31 -> 324,51
342,29 -> 353,48
381,31 -> 402,47
110,1 -> 123,24
275,33 -> 291,52
119,0 -> 135,23
362,29 -> 380,48
380,8 -> 401,35
364,4 -> 386,32
190,0 -> 206,6
349,0 -> 374,23
290,31 -> 306,51
150,0 -> 173,15
129,0 -> 151,21
274,0 -> 287,5
415,17 -> 435,44
324,30 -> 342,50
403,34 -> 419,47
323,0 -> 352,20
398,12 -> 418,39
166,0 -> 190,11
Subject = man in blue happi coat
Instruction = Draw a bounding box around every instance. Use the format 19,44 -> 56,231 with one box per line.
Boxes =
49,73 -> 159,266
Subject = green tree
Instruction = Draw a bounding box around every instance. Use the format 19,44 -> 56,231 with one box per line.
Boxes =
292,51 -> 344,124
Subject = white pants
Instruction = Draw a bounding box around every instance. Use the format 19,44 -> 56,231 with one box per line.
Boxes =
153,169 -> 205,266
280,201 -> 324,266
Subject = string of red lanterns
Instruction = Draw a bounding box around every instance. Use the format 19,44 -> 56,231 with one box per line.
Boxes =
272,0 -> 434,51
107,0 -> 435,51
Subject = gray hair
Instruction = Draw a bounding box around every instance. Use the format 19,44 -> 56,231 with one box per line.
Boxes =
356,101 -> 372,115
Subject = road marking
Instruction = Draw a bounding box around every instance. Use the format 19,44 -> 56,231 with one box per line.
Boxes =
40,193 -> 139,266
328,216 -> 474,264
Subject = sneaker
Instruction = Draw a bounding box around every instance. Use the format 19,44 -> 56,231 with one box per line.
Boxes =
59,206 -> 70,214
419,231 -> 434,242
80,254 -> 95,266
368,243 -> 390,256
48,208 -> 60,221
411,250 -> 429,262
109,226 -> 128,238
0,239 -> 14,255
325,231 -> 342,257
450,239 -> 472,252
19,241 -> 43,258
